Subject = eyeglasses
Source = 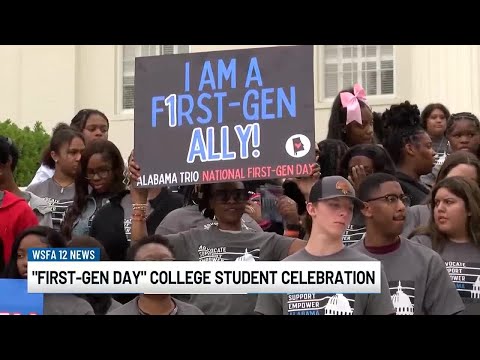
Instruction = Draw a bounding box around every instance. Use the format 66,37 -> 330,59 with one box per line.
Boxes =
365,194 -> 411,206
85,168 -> 112,180
213,189 -> 249,203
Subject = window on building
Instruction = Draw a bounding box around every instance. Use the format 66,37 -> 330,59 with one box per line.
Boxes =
323,45 -> 394,99
121,45 -> 190,110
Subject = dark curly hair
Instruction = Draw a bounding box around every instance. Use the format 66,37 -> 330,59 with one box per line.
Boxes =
382,101 -> 426,166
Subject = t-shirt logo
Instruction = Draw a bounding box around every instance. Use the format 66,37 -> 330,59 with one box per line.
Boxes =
342,225 -> 366,247
445,261 -> 480,301
389,280 -> 415,315
235,249 -> 256,262
472,276 -> 480,299
124,218 -> 132,241
287,293 -> 355,315
197,246 -> 259,262
336,181 -> 351,195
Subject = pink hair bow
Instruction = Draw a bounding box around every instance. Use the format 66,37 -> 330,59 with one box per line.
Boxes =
340,83 -> 368,125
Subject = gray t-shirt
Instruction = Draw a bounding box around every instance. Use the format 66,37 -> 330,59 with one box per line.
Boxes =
402,205 -> 430,238
155,205 -> 262,235
342,211 -> 365,247
108,296 -> 204,315
351,237 -> 464,315
26,178 -> 75,231
411,235 -> 480,315
254,247 -> 395,315
163,226 -> 294,315
43,294 -> 95,315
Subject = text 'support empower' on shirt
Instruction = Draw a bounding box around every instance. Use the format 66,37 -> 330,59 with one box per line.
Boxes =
351,238 -> 464,315
26,178 -> 74,231
163,227 -> 294,315
254,247 -> 395,315
411,235 -> 480,315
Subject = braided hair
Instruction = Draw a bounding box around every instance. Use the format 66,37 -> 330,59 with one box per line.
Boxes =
446,112 -> 480,156
382,101 -> 426,166
446,112 -> 480,134
70,109 -> 109,133
317,139 -> 349,177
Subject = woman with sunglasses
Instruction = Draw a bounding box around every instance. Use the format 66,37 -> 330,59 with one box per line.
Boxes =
61,140 -> 126,240
127,159 -> 307,315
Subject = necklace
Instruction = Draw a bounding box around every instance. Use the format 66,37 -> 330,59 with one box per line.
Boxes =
52,177 -> 74,194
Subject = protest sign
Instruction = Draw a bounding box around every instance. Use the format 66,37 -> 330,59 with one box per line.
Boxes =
0,279 -> 43,315
134,45 -> 315,187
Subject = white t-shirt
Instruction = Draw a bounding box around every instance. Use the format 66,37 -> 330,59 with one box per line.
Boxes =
28,164 -> 55,188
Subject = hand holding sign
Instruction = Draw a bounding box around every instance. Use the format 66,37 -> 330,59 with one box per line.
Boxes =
292,163 -> 321,200
277,196 -> 299,225
128,151 -> 148,204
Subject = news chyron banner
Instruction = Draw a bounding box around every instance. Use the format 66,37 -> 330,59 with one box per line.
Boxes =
27,249 -> 381,296
133,45 -> 316,187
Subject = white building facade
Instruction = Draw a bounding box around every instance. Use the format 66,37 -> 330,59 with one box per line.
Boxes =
0,45 -> 478,159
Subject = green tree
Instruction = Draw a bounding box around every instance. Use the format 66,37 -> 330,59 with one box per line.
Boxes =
0,120 -> 50,187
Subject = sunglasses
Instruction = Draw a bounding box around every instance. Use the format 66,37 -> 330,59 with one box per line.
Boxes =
213,189 -> 249,203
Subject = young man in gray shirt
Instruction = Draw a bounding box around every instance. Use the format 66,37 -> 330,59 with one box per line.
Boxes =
352,173 -> 464,315
255,176 -> 395,315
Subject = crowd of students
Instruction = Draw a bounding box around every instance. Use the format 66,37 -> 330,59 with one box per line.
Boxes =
0,82 -> 479,315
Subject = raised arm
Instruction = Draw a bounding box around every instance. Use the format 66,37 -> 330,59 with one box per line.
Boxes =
127,150 -> 149,243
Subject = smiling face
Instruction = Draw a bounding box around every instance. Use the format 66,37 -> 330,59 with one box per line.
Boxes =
209,182 -> 248,227
86,153 -> 114,194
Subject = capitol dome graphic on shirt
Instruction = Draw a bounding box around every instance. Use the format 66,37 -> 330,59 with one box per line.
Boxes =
235,249 -> 256,262
392,281 -> 414,315
324,294 -> 353,315
471,276 -> 480,299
